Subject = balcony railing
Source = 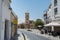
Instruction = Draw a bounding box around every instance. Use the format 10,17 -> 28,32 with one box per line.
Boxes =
9,6 -> 12,10
9,0 -> 11,2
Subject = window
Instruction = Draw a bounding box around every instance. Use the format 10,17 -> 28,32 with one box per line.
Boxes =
26,15 -> 29,17
26,18 -> 29,20
11,22 -> 14,27
30,21 -> 32,24
54,0 -> 57,6
2,0 -> 4,2
54,8 -> 58,15
9,0 -> 11,2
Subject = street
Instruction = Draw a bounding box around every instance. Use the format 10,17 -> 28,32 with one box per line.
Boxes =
17,29 -> 50,40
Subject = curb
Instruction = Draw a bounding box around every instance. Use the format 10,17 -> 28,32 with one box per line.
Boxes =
22,33 -> 26,40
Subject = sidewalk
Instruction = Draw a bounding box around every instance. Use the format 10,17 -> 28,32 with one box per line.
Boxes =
18,34 -> 24,40
13,32 -> 24,40
23,34 -> 30,40
30,29 -> 60,40
14,32 -> 29,40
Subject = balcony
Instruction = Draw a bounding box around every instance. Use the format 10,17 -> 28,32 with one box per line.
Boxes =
44,13 -> 47,17
9,5 -> 12,10
54,15 -> 60,20
9,0 -> 11,3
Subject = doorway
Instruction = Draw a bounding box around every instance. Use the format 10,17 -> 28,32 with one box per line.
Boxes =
4,20 -> 9,40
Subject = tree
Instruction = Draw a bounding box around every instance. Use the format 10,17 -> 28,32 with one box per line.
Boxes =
35,19 -> 44,28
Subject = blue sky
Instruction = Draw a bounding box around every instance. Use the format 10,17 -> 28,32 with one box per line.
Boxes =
11,0 -> 50,24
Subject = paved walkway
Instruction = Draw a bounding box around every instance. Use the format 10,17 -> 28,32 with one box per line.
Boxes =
30,29 -> 60,40
13,33 -> 24,40
19,29 -> 50,40
13,29 -> 60,40
13,34 -> 19,40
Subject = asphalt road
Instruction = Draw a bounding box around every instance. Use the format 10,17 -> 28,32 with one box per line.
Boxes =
18,29 -> 50,40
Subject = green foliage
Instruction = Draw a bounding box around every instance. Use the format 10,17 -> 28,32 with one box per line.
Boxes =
35,19 -> 44,28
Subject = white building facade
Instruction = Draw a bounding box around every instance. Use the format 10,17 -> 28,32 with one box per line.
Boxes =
51,0 -> 60,23
0,0 -> 11,40
44,0 -> 60,24
44,0 -> 60,34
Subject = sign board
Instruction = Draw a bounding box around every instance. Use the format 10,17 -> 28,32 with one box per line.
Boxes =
13,19 -> 18,24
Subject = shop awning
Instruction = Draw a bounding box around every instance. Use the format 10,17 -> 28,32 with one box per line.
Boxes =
44,22 -> 60,27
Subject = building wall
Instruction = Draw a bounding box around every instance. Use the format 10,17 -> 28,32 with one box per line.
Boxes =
25,12 -> 29,28
2,0 -> 11,40
10,12 -> 15,39
0,0 -> 17,40
44,12 -> 48,24
44,0 -> 60,33
51,0 -> 55,21
10,11 -> 18,40
10,12 -> 15,22
29,20 -> 35,29
0,0 -> 2,40
54,27 -> 60,32
0,0 -> 11,40
47,5 -> 52,20
13,17 -> 18,35
44,0 -> 60,24
58,0 -> 60,15
51,0 -> 60,22
25,13 -> 29,24
2,1 -> 11,21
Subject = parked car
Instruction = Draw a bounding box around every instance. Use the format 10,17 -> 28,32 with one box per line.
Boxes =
27,29 -> 32,32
